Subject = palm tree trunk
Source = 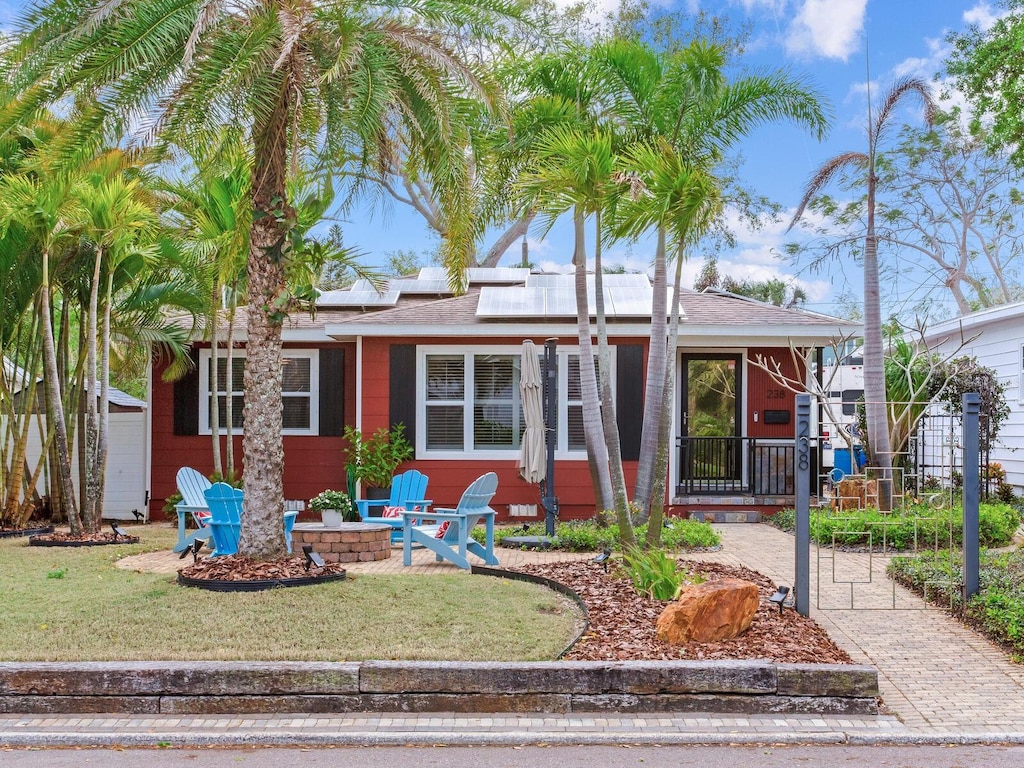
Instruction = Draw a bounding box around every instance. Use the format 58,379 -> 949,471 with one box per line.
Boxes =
209,285 -> 222,479
862,174 -> 894,510
225,283 -> 238,480
238,86 -> 290,560
646,241 -> 687,548
593,211 -> 633,545
97,270 -> 113,513
38,257 -> 79,533
83,245 -> 102,529
634,224 -> 667,518
572,208 -> 612,514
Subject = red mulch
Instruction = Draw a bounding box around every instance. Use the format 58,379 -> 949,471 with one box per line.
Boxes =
513,559 -> 854,664
179,554 -> 346,582
29,531 -> 138,545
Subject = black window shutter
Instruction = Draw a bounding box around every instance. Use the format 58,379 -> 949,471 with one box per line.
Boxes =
319,348 -> 345,436
173,348 -> 200,436
390,344 -> 416,446
616,345 -> 643,461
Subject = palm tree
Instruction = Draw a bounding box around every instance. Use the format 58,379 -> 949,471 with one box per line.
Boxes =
0,157 -> 87,531
603,39 -> 830,538
76,169 -> 159,529
6,0 -> 521,559
519,123 -> 632,539
790,77 -> 935,508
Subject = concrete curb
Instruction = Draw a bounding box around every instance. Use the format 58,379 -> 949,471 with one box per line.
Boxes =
4,727 -> 1024,748
0,660 -> 879,716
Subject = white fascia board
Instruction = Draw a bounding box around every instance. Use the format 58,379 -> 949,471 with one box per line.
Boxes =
194,328 -> 340,343
925,302 -> 1024,339
324,322 -> 853,344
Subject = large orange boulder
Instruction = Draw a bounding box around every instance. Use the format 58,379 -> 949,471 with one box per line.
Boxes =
656,577 -> 760,644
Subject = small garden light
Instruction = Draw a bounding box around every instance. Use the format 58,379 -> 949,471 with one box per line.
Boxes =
593,548 -> 611,573
110,523 -> 129,539
769,585 -> 791,615
303,544 -> 325,571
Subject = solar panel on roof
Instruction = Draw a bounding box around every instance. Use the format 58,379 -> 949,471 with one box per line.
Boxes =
316,290 -> 399,308
389,278 -> 452,295
606,285 -> 654,317
525,273 -> 573,287
419,267 -> 530,285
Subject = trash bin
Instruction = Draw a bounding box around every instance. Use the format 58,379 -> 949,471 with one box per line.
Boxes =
833,447 -> 853,477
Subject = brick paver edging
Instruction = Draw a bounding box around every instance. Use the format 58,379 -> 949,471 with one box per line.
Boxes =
0,660 -> 878,716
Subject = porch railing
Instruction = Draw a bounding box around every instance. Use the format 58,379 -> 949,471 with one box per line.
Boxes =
676,436 -> 795,495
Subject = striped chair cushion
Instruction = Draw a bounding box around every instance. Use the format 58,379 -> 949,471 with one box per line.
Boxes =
382,505 -> 420,519
434,521 -> 449,539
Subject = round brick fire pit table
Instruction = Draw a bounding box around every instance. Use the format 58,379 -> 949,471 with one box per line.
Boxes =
290,522 -> 393,563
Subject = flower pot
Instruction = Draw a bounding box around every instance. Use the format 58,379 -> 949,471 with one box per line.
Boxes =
320,509 -> 344,528
365,486 -> 390,501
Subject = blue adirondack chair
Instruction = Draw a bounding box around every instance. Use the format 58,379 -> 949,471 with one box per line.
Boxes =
401,472 -> 499,570
202,483 -> 299,557
173,467 -> 213,554
356,469 -> 431,544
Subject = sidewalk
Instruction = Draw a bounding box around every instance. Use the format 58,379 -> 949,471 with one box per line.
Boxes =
2,524 -> 1023,747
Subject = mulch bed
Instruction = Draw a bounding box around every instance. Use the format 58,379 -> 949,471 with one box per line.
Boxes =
28,531 -> 139,546
171,552 -> 851,663
179,554 -> 347,582
0,525 -> 54,539
512,559 -> 854,664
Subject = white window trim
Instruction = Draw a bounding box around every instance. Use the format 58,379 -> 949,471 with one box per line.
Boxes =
198,349 -> 320,436
415,345 -> 614,460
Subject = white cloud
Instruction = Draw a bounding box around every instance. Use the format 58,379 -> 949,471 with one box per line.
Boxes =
785,0 -> 867,61
963,2 -> 1000,30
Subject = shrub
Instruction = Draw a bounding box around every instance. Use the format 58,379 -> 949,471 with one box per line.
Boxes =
481,517 -> 720,552
621,547 -> 703,600
767,502 -> 1020,550
889,549 -> 1024,659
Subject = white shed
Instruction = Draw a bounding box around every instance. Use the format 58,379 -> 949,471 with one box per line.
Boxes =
925,303 -> 1024,492
20,386 -> 150,522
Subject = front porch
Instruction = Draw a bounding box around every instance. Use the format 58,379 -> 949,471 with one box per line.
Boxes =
672,436 -> 802,521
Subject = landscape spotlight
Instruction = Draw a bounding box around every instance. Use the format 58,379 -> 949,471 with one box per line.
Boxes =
769,585 -> 791,615
110,522 -> 129,539
593,548 -> 611,573
303,544 -> 325,571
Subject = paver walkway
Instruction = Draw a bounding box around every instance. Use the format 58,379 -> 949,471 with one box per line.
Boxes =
3,523 -> 1022,747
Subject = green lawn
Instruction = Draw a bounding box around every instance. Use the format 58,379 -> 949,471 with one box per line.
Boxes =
0,525 -> 580,662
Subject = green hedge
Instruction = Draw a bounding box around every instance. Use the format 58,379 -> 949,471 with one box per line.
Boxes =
768,502 -> 1021,550
474,517 -> 720,552
888,549 -> 1024,660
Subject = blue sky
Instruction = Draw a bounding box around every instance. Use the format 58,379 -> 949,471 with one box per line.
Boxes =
0,0 -> 1002,319
344,0 -> 1000,321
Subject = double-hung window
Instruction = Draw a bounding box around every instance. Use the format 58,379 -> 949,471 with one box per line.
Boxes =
198,349 -> 319,435
418,346 -> 605,458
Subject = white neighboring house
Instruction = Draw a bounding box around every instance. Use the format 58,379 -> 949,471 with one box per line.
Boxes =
11,378 -> 151,522
924,302 -> 1024,492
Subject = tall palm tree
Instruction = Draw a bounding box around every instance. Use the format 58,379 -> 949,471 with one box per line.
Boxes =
5,0 -> 522,559
0,161 -> 87,531
77,171 -> 159,529
603,38 -> 829,535
520,123 -> 632,537
790,77 -> 934,508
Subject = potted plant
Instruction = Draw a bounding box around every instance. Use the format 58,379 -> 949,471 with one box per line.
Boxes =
342,423 -> 413,497
308,489 -> 351,528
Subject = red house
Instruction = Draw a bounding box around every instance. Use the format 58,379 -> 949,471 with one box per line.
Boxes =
148,268 -> 858,522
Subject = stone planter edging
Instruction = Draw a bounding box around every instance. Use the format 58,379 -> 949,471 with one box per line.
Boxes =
0,660 -> 879,716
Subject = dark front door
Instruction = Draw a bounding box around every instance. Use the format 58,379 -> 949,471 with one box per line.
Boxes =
680,354 -> 743,490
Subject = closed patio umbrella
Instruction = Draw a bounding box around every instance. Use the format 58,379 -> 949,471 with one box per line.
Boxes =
518,340 -> 546,483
